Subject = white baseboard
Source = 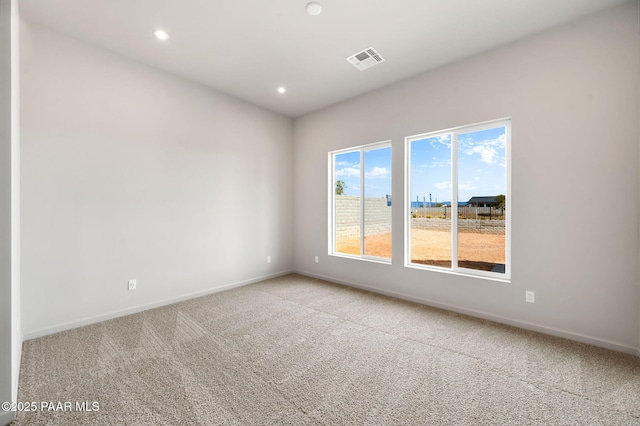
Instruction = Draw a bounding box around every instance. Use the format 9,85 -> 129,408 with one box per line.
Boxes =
23,270 -> 293,341
296,269 -> 640,358
0,410 -> 16,426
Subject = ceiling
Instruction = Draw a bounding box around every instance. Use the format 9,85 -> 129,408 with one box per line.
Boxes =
19,0 -> 628,118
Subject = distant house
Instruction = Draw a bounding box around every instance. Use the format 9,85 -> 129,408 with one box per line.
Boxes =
467,196 -> 499,207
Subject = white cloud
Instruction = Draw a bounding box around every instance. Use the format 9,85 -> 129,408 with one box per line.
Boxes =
425,159 -> 450,168
461,133 -> 505,166
459,183 -> 477,192
429,134 -> 452,149
435,181 -> 451,190
336,166 -> 360,178
365,167 -> 390,179
467,145 -> 497,164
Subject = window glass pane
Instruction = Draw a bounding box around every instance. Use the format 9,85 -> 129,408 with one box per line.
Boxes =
410,134 -> 452,267
334,151 -> 361,256
457,126 -> 507,273
363,147 -> 392,258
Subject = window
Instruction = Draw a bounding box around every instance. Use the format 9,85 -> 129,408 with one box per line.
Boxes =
406,119 -> 510,279
330,142 -> 392,261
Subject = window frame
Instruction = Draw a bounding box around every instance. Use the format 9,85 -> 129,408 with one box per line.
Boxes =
404,118 -> 511,281
329,140 -> 392,263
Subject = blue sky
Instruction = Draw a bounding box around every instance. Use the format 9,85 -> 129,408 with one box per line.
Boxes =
335,146 -> 391,198
411,126 -> 506,204
334,126 -> 505,202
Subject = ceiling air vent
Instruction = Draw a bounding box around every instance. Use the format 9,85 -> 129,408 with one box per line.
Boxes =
346,47 -> 385,71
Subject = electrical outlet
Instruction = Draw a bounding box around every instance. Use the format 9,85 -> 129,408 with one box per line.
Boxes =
315,256 -> 319,264
525,290 -> 535,303
267,256 -> 271,264
128,279 -> 137,290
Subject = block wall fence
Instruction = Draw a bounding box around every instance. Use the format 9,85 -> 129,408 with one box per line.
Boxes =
335,196 -> 505,239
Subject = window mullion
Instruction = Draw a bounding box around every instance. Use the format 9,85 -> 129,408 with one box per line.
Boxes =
405,141 -> 411,267
451,131 -> 459,271
505,122 -> 512,278
360,149 -> 365,257
331,153 -> 336,254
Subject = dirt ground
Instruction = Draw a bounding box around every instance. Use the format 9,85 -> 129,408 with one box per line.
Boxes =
336,228 -> 505,271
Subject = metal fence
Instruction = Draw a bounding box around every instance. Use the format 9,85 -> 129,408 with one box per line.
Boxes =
411,206 -> 506,220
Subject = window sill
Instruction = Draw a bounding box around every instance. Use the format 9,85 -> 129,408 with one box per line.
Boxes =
329,253 -> 392,265
404,262 -> 511,283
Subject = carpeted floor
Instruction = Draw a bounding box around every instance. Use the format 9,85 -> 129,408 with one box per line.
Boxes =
13,274 -> 640,425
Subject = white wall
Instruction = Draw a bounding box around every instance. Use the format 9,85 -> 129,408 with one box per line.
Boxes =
20,22 -> 294,337
294,2 -> 640,354
0,0 -> 20,424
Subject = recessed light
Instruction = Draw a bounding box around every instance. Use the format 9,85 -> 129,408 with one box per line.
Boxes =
153,29 -> 170,41
306,2 -> 322,16
277,87 -> 286,94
